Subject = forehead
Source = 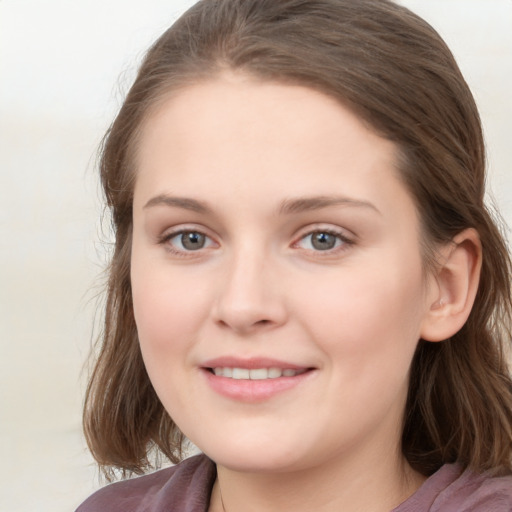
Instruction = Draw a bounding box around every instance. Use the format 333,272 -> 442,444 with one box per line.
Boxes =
133,74 -> 415,223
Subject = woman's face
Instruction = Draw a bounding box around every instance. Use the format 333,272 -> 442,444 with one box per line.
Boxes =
131,73 -> 436,473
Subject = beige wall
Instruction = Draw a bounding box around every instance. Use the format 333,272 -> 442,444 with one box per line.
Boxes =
0,1 -> 510,510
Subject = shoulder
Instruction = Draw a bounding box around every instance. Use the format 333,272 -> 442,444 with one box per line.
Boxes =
434,465 -> 512,512
396,464 -> 512,512
75,454 -> 216,512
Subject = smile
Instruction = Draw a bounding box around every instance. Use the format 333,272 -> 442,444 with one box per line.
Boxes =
201,357 -> 315,401
211,367 -> 308,379
204,366 -> 314,402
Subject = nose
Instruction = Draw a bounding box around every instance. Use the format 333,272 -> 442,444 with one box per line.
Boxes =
211,247 -> 288,335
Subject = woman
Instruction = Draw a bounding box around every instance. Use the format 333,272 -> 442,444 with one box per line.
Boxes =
77,0 -> 512,510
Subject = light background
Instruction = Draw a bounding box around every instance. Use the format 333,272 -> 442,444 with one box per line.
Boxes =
0,1 -> 511,511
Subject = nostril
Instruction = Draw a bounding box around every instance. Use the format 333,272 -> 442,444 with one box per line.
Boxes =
214,315 -> 275,333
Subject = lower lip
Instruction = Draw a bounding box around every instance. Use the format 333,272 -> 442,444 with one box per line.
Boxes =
202,368 -> 314,402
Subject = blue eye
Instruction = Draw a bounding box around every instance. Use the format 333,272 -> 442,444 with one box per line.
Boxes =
166,231 -> 214,252
297,231 -> 347,251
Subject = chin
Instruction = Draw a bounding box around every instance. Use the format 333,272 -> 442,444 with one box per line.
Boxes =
197,437 -> 312,474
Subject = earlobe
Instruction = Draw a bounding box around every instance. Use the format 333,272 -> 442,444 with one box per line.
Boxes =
420,228 -> 482,342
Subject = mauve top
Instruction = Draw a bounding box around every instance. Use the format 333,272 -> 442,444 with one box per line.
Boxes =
76,454 -> 512,512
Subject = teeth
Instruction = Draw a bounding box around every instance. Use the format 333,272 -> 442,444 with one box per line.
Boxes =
249,368 -> 268,380
212,367 -> 305,380
232,368 -> 250,379
268,367 -> 282,378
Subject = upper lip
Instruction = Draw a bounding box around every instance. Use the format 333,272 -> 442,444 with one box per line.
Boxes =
201,356 -> 310,370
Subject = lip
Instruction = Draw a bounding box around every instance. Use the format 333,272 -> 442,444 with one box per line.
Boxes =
200,356 -> 315,402
202,356 -> 307,370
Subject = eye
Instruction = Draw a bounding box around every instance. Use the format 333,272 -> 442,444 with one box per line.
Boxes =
161,230 -> 216,253
295,230 -> 351,252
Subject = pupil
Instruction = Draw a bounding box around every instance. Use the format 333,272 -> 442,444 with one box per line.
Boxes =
182,232 -> 205,250
312,232 -> 336,250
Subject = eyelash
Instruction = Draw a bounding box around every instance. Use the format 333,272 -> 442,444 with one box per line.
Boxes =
292,228 -> 354,255
158,227 -> 354,257
158,228 -> 217,257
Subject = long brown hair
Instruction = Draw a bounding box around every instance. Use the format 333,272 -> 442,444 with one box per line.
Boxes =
84,0 -> 512,478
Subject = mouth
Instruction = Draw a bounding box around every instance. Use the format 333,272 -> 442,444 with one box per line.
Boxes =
208,367 -> 309,379
200,358 -> 315,401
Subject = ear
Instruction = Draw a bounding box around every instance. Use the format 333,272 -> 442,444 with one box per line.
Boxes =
420,228 -> 482,342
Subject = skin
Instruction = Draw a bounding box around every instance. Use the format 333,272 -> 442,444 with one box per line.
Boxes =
130,73 -> 443,511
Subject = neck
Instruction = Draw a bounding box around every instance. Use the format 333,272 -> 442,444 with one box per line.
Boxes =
210,444 -> 425,512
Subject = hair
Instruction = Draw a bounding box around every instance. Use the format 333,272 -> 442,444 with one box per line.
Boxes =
84,0 -> 512,478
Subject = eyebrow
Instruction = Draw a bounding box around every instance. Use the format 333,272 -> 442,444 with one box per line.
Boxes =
143,194 -> 380,216
279,196 -> 381,215
144,195 -> 212,214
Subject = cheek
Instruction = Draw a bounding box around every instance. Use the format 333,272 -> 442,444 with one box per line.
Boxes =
297,258 -> 426,365
133,283 -> 204,350
300,262 -> 426,426
130,273 -> 210,414
130,256 -> 211,362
